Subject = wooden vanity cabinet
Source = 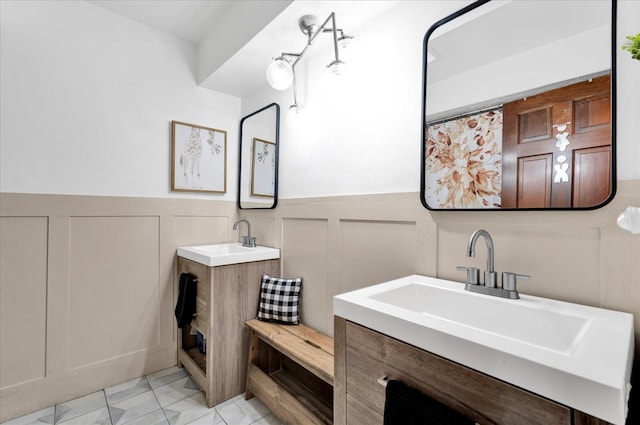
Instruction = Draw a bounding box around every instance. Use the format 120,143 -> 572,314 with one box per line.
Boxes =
177,256 -> 279,407
334,317 -> 612,425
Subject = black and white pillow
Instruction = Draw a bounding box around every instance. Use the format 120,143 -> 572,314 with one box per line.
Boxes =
257,274 -> 302,325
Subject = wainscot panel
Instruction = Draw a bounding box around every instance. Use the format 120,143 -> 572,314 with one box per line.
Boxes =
0,193 -> 237,422
0,217 -> 48,388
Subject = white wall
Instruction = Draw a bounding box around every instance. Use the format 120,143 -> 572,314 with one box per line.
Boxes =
4,1 -> 633,201
0,0 -> 240,200
244,0 -> 639,199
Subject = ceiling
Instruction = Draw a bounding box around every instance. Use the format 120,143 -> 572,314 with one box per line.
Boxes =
86,0 -> 237,44
86,0 -> 398,97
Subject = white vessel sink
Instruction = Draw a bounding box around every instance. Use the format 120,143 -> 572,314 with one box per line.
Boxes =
177,243 -> 279,267
334,275 -> 634,425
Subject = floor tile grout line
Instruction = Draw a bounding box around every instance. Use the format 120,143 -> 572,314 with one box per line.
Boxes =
102,390 -> 114,425
148,380 -> 171,425
162,390 -> 220,425
104,376 -> 151,409
149,373 -> 218,425
53,390 -> 110,425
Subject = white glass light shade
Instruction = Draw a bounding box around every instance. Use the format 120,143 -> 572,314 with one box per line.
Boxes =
266,58 -> 293,90
338,34 -> 354,49
286,104 -> 305,128
327,60 -> 345,76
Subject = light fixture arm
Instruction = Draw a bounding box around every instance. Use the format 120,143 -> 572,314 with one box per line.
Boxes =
281,12 -> 340,68
267,11 -> 352,101
291,65 -> 300,107
287,12 -> 340,108
330,13 -> 341,68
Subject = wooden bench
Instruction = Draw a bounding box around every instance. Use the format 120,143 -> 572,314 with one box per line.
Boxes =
245,319 -> 334,425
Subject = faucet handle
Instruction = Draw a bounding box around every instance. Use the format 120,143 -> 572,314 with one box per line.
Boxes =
502,272 -> 530,291
457,266 -> 480,285
242,236 -> 257,248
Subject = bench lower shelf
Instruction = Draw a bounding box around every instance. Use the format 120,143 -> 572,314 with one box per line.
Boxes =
245,320 -> 335,425
247,364 -> 333,425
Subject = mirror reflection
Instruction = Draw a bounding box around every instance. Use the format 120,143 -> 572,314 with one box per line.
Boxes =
421,0 -> 615,210
238,103 -> 280,209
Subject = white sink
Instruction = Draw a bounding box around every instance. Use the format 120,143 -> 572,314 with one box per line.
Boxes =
370,283 -> 589,354
177,243 -> 279,267
334,275 -> 634,425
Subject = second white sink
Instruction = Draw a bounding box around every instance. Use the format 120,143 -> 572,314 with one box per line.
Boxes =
334,274 -> 634,424
177,243 -> 279,267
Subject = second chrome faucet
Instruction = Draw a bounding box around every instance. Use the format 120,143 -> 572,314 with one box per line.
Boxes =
233,218 -> 256,247
457,229 -> 529,299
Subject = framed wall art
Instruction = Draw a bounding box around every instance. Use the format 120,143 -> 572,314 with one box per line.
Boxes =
171,121 -> 227,193
251,138 -> 276,197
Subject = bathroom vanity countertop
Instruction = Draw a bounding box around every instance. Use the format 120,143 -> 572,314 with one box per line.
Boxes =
177,243 -> 279,267
333,274 -> 634,425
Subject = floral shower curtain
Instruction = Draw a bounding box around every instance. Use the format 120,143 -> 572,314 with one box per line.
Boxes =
425,109 -> 503,209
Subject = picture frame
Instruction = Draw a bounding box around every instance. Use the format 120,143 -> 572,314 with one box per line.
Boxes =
171,121 -> 227,193
251,138 -> 276,198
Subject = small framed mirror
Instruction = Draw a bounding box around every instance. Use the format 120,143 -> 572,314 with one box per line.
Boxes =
421,0 -> 616,210
238,103 -> 280,209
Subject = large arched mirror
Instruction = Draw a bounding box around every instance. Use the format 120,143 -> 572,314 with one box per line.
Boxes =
238,103 -> 280,209
421,0 -> 616,210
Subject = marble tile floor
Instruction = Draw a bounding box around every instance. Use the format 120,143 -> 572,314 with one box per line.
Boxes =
2,367 -> 282,425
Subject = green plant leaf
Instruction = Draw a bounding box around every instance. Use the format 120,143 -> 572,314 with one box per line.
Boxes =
622,33 -> 640,60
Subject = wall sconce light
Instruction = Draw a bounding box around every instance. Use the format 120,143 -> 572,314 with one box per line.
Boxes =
266,12 -> 354,118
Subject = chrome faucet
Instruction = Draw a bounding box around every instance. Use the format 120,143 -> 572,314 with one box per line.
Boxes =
457,229 -> 530,299
467,229 -> 497,288
233,218 -> 256,247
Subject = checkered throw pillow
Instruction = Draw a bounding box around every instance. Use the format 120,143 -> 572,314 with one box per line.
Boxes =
257,274 -> 302,325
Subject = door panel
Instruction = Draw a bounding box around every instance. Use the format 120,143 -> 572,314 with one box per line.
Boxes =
519,107 -> 552,143
575,93 -> 610,133
517,155 -> 552,208
573,146 -> 611,208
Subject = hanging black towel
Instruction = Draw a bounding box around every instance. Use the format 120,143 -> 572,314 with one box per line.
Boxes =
175,273 -> 198,328
384,380 -> 474,425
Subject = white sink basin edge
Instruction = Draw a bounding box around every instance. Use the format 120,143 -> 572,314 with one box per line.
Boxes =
333,274 -> 634,425
177,243 -> 279,267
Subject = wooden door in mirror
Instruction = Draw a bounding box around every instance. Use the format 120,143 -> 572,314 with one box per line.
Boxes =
502,75 -> 611,208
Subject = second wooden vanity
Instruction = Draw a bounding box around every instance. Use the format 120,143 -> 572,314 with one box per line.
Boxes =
334,317 -> 612,425
177,256 -> 279,407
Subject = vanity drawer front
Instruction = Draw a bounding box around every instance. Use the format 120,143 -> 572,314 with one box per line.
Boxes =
345,345 -> 385,415
345,321 -> 572,425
